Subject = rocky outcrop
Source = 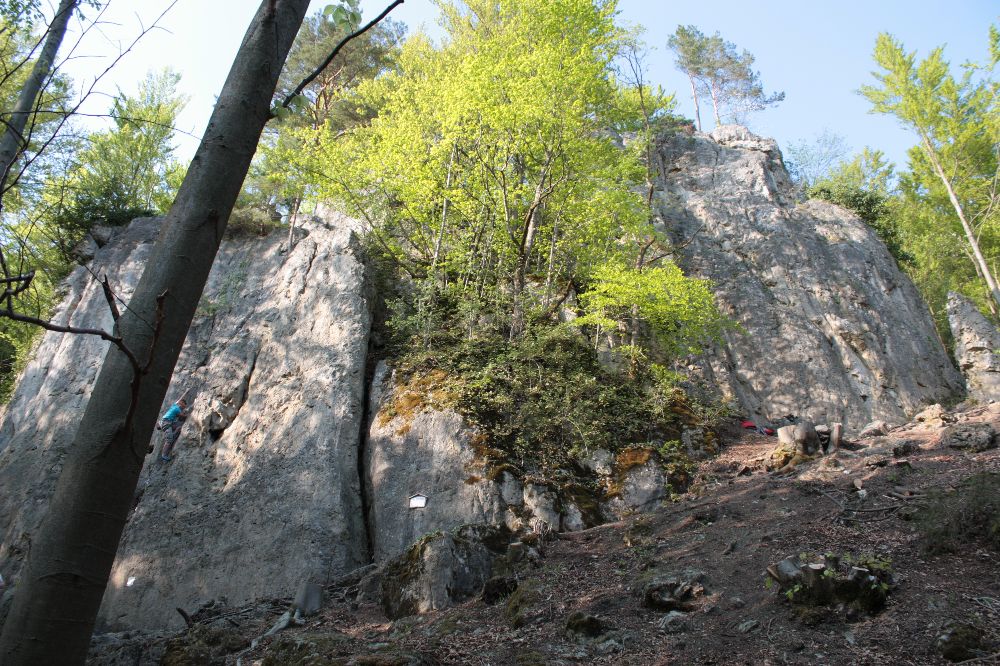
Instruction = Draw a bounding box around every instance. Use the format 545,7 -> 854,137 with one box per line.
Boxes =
657,125 -> 963,431
364,363 -> 509,562
0,221 -> 155,581
364,365 -> 601,562
947,291 -> 1000,403
364,367 -> 698,560
0,214 -> 373,630
373,524 -> 511,619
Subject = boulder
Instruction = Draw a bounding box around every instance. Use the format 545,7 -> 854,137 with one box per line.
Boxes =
365,365 -> 598,559
947,291 -> 1000,403
658,126 -> 963,430
377,524 -> 510,619
777,421 -> 819,454
605,447 -> 667,517
914,403 -> 950,427
641,570 -> 707,612
364,368 -> 508,561
564,611 -> 605,639
858,420 -> 890,439
936,621 -> 987,662
939,422 -> 997,452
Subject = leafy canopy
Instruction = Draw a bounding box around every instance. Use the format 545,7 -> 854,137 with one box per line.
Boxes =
861,30 -> 999,327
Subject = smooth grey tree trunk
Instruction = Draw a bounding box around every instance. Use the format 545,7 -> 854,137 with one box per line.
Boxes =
0,1 -> 310,662
0,0 -> 78,193
920,134 -> 1000,313
687,75 -> 701,132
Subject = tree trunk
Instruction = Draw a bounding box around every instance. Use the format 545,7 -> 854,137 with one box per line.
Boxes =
921,134 -> 1000,312
0,1 -> 310,662
0,0 -> 78,195
286,195 -> 302,251
687,74 -> 701,132
709,79 -> 721,126
511,191 -> 544,339
431,144 -> 455,282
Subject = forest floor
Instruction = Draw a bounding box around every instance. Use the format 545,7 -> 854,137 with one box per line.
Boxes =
90,405 -> 1000,665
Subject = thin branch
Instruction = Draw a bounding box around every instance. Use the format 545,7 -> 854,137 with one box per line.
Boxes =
100,274 -> 120,322
1,305 -> 139,371
279,0 -> 404,110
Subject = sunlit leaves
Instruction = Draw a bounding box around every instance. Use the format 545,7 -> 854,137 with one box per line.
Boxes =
576,262 -> 728,358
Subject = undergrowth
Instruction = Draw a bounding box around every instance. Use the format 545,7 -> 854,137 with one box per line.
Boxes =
915,472 -> 1000,553
386,307 -> 725,485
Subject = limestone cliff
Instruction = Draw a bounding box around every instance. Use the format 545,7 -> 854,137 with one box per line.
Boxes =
0,215 -> 372,630
0,126 -> 969,634
657,125 -> 963,430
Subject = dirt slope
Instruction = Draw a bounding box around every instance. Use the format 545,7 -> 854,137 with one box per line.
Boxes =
89,405 -> 1000,665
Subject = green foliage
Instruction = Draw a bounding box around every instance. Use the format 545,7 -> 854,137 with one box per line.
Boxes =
0,67 -> 185,400
251,6 -> 404,217
387,317 -> 711,481
915,472 -> 1000,554
575,262 -> 728,359
44,69 -> 186,248
667,24 -> 784,126
225,205 -> 282,238
310,0 -> 673,339
861,29 -> 1000,328
393,323 -> 651,463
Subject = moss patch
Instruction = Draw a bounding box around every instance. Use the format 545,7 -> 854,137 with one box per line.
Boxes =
259,631 -> 352,666
376,368 -> 458,430
504,581 -> 540,628
161,626 -> 247,666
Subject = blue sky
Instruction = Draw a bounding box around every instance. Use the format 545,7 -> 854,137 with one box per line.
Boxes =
58,0 -> 996,170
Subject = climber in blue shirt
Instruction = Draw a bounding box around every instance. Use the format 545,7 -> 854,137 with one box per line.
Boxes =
158,397 -> 189,462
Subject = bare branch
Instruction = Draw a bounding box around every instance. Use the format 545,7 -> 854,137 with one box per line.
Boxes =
0,305 -> 139,371
100,274 -> 120,322
280,0 -> 404,110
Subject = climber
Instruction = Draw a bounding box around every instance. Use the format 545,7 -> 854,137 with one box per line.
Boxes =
158,397 -> 190,462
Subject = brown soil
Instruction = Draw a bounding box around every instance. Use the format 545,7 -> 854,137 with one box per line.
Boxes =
91,406 -> 1000,665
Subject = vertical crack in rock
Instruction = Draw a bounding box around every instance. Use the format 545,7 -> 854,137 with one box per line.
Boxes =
299,241 -> 319,295
356,352 -> 376,563
208,346 -> 259,440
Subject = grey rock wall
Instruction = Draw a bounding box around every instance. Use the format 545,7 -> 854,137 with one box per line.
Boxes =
364,364 -> 507,562
0,213 -> 373,630
947,292 -> 1000,402
657,125 -> 963,430
0,220 -> 156,577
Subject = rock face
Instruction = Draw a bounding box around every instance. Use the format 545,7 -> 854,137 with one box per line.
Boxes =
656,125 -> 963,430
0,214 -> 373,630
365,363 -> 507,562
947,291 -> 1000,403
365,364 -> 596,562
365,368 -> 692,562
0,220 -> 155,581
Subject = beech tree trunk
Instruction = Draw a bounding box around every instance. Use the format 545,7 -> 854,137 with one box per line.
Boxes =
921,134 -> 1000,313
0,0 -> 78,194
0,1 -> 310,662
